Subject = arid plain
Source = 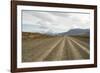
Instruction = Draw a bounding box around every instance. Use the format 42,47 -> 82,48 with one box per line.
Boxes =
22,32 -> 90,62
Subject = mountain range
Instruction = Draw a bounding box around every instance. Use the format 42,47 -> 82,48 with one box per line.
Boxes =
58,29 -> 90,36
22,28 -> 90,36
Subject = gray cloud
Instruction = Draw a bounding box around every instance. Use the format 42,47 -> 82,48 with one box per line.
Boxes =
22,10 -> 90,34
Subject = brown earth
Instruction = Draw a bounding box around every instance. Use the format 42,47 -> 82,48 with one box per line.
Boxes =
22,32 -> 90,62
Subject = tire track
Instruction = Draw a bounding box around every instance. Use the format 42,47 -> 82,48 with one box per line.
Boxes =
67,37 -> 83,59
68,37 -> 89,54
69,37 -> 89,48
34,38 -> 63,61
43,37 -> 65,61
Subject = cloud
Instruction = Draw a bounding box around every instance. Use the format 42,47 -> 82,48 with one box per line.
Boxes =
22,10 -> 90,34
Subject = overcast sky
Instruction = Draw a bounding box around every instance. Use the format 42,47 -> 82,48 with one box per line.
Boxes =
22,10 -> 90,34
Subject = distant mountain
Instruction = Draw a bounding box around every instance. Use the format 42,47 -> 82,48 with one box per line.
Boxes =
58,29 -> 90,36
83,31 -> 90,35
22,28 -> 90,36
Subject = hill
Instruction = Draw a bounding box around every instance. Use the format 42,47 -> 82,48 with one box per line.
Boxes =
58,29 -> 89,36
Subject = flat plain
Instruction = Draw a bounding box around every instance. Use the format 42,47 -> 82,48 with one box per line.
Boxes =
22,32 -> 90,62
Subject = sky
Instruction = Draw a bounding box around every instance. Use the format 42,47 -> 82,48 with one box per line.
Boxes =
22,10 -> 90,34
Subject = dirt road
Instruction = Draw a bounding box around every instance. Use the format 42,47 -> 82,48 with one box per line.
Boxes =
22,36 -> 89,62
